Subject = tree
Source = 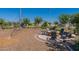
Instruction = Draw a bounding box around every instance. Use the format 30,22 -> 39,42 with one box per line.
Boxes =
70,14 -> 79,34
0,18 -> 6,29
41,21 -> 50,29
34,17 -> 43,26
22,18 -> 30,26
59,14 -> 70,25
71,14 -> 79,24
2,21 -> 10,29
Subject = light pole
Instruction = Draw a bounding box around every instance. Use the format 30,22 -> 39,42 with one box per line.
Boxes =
19,8 -> 22,25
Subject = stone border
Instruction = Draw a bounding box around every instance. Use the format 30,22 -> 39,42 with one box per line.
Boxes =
34,34 -> 50,42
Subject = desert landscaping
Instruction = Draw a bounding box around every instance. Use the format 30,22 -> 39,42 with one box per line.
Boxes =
0,8 -> 79,51
0,28 -> 49,51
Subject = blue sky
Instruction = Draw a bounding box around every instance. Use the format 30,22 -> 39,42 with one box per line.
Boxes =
50,8 -> 79,22
0,8 -> 20,22
0,8 -> 79,22
22,8 -> 51,22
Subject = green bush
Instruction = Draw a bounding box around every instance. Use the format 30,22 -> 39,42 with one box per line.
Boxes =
41,21 -> 50,29
74,41 -> 79,51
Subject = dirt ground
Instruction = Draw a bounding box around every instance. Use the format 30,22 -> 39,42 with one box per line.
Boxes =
0,28 -> 48,51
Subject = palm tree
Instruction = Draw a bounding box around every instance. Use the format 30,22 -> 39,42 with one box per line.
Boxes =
34,17 -> 43,27
59,14 -> 70,26
22,18 -> 30,27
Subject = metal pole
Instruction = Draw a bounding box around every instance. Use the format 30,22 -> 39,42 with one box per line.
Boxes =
19,8 -> 22,25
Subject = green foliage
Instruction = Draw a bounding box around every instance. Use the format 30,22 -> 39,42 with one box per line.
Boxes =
34,17 -> 43,26
74,40 -> 79,51
22,18 -> 30,26
71,14 -> 79,34
59,14 -> 70,24
0,18 -> 5,25
13,22 -> 19,28
0,18 -> 6,29
41,21 -> 50,29
71,14 -> 79,24
28,23 -> 35,27
54,21 -> 59,25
